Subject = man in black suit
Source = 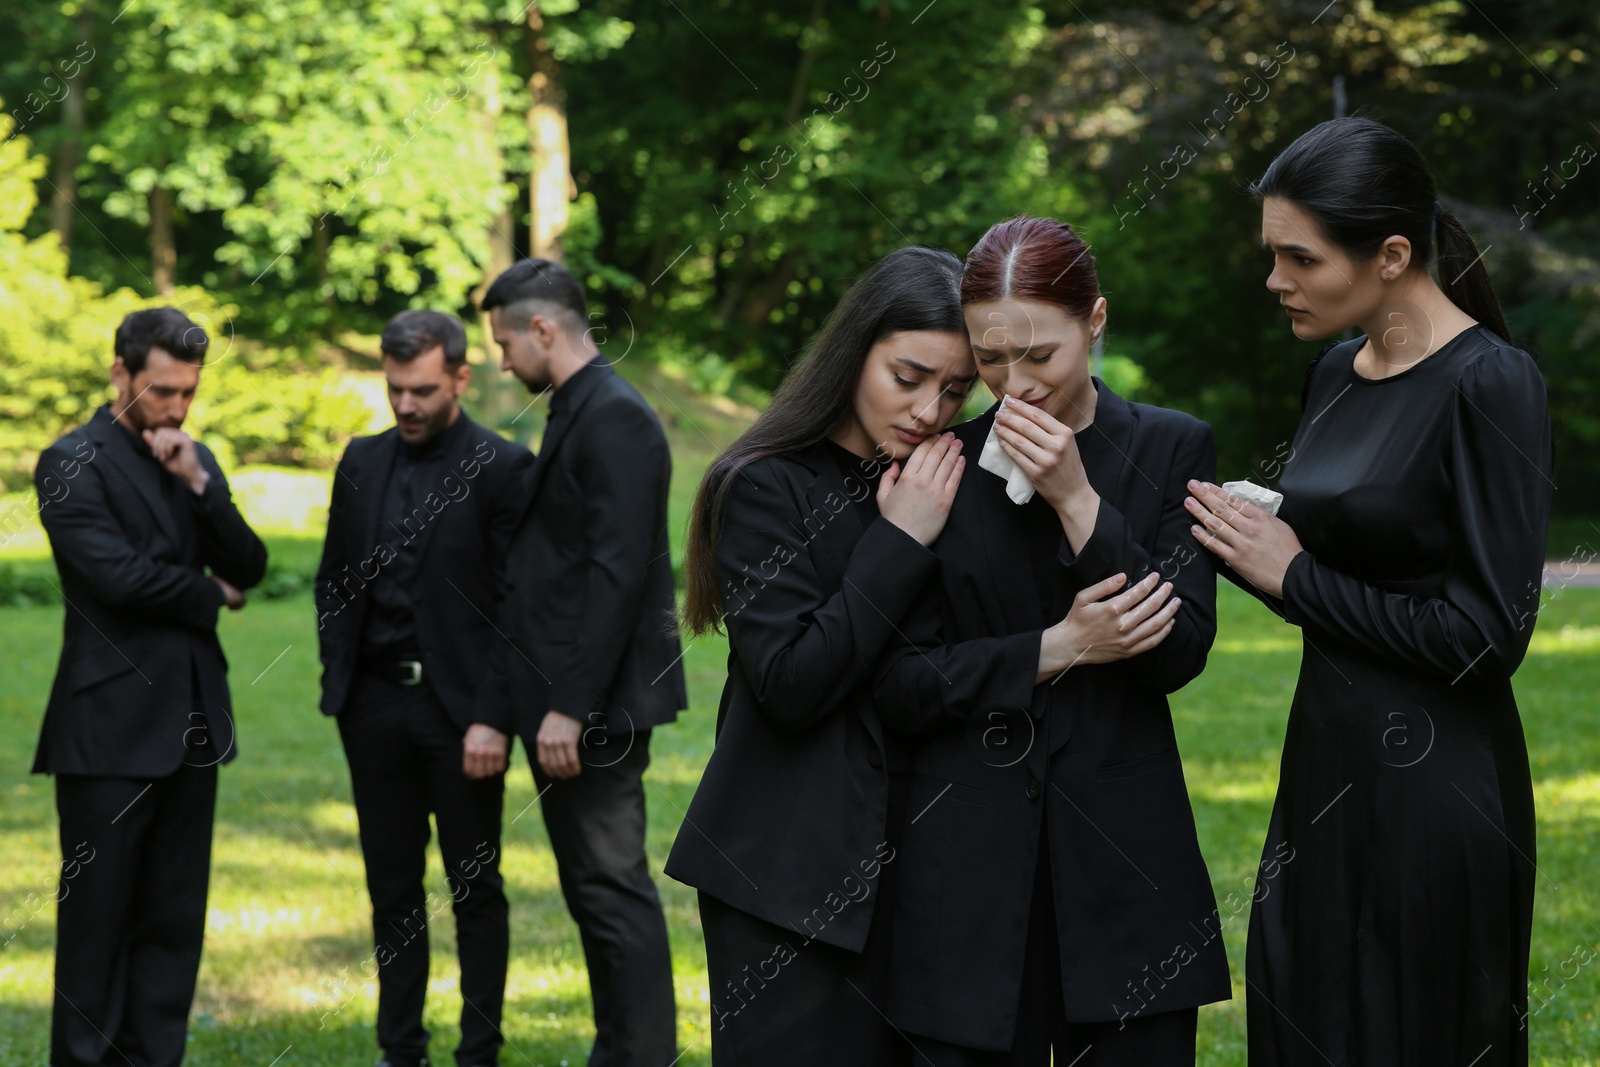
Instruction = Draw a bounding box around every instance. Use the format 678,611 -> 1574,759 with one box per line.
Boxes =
316,310 -> 534,1067
33,307 -> 268,1066
484,259 -> 688,1066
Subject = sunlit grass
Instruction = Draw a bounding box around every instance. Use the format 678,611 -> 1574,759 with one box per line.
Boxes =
1,584 -> 1595,1064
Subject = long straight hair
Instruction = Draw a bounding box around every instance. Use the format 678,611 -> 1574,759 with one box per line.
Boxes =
681,246 -> 965,635
1251,116 -> 1512,343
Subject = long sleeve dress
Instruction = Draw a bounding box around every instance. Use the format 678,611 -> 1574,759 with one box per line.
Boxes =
1246,326 -> 1552,1067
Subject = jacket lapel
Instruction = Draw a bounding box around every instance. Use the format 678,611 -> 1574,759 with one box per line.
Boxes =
360,431 -> 400,557
90,409 -> 182,548
797,443 -> 866,590
1085,379 -> 1145,509
519,358 -> 610,522
791,442 -> 882,749
968,407 -> 1046,634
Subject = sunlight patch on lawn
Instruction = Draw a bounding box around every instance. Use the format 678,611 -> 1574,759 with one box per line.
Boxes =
0,950 -> 51,1006
1190,777 -> 1279,803
207,904 -> 334,936
1535,771 -> 1600,823
1213,636 -> 1302,653
1528,625 -> 1600,655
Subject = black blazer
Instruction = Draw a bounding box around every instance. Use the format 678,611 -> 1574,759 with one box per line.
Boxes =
663,443 -> 938,952
503,357 -> 687,738
32,406 -> 267,778
874,385 -> 1231,1050
315,412 -> 533,733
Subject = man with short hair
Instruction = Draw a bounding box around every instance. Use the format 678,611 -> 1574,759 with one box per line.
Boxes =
483,259 -> 687,1067
34,306 -> 268,1066
316,309 -> 533,1067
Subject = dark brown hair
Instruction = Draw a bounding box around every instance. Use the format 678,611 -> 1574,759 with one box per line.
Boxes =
681,246 -> 964,635
1252,117 -> 1512,342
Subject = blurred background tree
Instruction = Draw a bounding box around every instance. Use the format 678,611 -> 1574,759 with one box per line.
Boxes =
0,0 -> 1594,515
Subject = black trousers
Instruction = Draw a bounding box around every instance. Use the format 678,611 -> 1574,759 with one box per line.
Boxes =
532,727 -> 676,1067
51,761 -> 218,1067
339,674 -> 509,1067
909,813 -> 1198,1067
699,770 -> 911,1067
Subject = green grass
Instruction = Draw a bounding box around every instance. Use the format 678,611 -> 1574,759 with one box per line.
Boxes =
2,586 -> 1597,1064
3,363 -> 1596,1063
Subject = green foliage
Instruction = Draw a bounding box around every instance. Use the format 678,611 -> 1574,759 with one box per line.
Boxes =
0,107 -> 212,488
1024,0 -> 1599,512
184,348 -> 374,472
569,2 -> 1059,387
1,0 -> 1594,514
0,113 -> 374,490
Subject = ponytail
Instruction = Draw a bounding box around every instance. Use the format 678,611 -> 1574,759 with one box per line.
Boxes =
1254,118 -> 1515,343
1434,207 -> 1513,344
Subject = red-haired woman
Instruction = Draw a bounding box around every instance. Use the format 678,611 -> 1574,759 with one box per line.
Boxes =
874,217 -> 1230,1066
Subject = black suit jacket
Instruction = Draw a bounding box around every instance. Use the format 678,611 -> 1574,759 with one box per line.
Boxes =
663,443 -> 937,951
503,356 -> 687,739
32,406 -> 267,778
874,384 -> 1231,1049
315,412 -> 533,733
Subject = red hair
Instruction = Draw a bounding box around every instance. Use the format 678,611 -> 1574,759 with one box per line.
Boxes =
960,216 -> 1099,320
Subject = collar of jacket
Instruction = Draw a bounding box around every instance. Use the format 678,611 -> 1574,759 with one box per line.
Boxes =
547,352 -> 612,416
87,404 -> 185,544
394,405 -> 475,460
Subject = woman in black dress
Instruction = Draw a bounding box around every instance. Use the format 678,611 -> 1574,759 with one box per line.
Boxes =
664,246 -> 977,1065
1186,118 -> 1552,1066
873,216 -> 1230,1066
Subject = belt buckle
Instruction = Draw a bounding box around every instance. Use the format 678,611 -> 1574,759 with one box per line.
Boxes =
398,660 -> 423,686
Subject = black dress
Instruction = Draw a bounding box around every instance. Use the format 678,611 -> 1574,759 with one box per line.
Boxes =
1246,327 -> 1552,1067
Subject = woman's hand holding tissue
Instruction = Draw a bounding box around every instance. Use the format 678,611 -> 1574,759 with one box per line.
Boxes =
1183,479 -> 1304,599
993,397 -> 1101,552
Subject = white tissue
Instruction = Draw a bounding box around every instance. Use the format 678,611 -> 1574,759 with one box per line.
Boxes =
1220,480 -> 1283,516
979,407 -> 1036,505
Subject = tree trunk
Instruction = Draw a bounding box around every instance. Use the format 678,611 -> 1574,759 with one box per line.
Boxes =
525,5 -> 574,262
478,39 -> 518,286
150,185 -> 175,294
49,12 -> 94,259
474,35 -> 524,425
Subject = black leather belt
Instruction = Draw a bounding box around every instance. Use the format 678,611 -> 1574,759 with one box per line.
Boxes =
361,657 -> 424,686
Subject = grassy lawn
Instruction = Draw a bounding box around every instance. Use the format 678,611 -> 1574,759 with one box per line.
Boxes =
2,583 -> 1596,1065
2,365 -> 1595,1063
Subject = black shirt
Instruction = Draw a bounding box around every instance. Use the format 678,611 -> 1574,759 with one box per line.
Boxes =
361,412 -> 473,657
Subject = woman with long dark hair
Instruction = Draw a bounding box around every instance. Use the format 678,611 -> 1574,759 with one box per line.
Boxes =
873,217 -> 1230,1065
1185,116 -> 1552,1066
664,245 -> 977,1064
